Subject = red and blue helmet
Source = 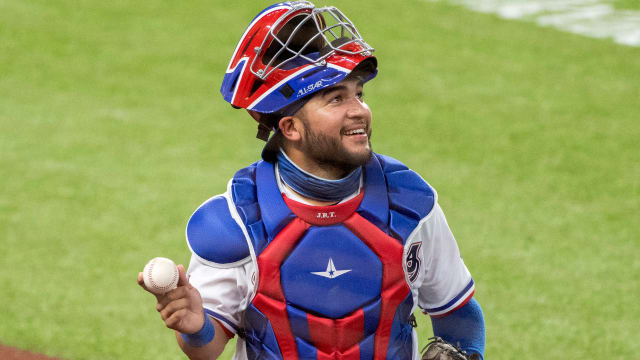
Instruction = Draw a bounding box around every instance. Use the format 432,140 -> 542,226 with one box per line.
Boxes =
220,1 -> 378,115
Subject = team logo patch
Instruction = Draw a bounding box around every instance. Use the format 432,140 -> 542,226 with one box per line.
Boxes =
311,258 -> 352,279
406,242 -> 421,283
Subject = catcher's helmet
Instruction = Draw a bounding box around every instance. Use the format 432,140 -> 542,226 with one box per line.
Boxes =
220,1 -> 377,116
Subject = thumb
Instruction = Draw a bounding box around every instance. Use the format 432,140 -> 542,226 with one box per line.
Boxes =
176,264 -> 189,287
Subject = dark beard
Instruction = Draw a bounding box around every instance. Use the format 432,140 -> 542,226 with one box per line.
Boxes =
299,118 -> 372,177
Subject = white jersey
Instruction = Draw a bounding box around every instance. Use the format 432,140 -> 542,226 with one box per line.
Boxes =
186,172 -> 474,359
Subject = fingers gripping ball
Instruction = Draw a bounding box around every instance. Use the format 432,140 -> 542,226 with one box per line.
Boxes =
143,257 -> 179,295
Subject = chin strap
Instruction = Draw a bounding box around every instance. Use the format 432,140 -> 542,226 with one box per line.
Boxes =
248,111 -> 278,141
256,122 -> 272,141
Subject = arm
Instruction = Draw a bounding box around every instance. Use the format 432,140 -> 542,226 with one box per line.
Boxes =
138,265 -> 231,360
430,298 -> 485,359
411,204 -> 484,358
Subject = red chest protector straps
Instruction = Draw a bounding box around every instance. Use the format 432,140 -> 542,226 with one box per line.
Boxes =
236,155 -> 419,360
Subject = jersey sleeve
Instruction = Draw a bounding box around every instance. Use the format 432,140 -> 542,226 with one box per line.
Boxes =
186,254 -> 255,336
412,203 -> 475,317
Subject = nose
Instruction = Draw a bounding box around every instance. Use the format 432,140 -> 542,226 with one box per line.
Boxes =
346,96 -> 370,119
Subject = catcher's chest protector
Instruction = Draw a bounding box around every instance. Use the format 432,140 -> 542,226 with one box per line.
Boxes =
232,155 -> 435,360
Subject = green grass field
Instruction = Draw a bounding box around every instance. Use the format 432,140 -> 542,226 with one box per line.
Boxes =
614,0 -> 640,10
1,0 -> 639,359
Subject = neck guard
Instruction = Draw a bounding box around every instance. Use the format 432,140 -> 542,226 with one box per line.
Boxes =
276,149 -> 361,202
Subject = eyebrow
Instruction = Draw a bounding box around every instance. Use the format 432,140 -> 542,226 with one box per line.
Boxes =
318,81 -> 364,97
318,85 -> 347,97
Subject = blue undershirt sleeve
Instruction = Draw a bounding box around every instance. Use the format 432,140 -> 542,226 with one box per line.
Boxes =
430,298 -> 486,359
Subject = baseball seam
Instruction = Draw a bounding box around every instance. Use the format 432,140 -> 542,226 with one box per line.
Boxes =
146,260 -> 178,292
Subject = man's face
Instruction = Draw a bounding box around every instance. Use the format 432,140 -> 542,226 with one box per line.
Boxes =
294,78 -> 373,173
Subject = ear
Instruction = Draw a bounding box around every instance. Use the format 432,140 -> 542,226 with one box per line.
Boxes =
278,116 -> 302,142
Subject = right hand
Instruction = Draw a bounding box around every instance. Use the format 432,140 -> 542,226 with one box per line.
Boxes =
138,264 -> 206,334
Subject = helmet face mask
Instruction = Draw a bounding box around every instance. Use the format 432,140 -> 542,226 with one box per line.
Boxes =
251,3 -> 372,80
221,1 -> 377,115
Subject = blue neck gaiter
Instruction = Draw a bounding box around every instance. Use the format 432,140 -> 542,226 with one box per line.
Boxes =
276,149 -> 362,202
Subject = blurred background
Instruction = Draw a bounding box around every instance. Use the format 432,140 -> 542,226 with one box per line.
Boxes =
1,0 -> 638,359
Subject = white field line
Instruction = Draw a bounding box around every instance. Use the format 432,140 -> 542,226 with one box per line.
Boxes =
429,0 -> 640,47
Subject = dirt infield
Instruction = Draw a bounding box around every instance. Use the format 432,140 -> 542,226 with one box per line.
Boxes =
0,345 -> 62,360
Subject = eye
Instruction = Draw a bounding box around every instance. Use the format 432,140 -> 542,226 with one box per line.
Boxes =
357,91 -> 364,100
329,94 -> 342,103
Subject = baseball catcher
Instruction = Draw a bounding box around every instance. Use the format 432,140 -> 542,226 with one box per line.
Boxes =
138,1 -> 486,359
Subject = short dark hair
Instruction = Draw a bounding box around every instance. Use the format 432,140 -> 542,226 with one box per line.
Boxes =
346,57 -> 377,82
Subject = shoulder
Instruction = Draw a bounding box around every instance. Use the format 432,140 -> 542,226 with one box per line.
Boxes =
368,153 -> 438,244
186,187 -> 251,268
374,153 -> 438,218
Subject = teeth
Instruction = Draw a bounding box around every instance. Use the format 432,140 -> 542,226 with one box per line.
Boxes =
345,129 -> 365,135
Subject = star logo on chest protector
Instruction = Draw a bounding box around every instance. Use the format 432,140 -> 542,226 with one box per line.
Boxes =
311,258 -> 352,279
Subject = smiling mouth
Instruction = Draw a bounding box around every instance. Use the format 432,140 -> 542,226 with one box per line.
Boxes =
343,128 -> 367,136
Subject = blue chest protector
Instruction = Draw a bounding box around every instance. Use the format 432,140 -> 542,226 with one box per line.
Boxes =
187,154 -> 436,360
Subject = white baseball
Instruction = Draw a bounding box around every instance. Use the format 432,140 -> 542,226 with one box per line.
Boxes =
143,257 -> 179,295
